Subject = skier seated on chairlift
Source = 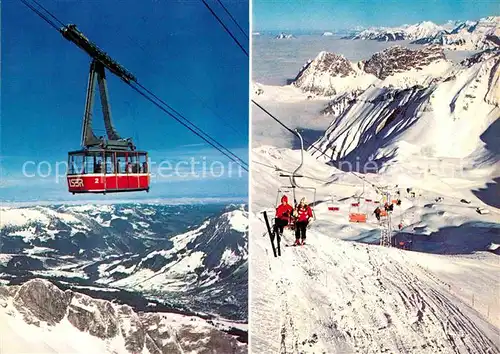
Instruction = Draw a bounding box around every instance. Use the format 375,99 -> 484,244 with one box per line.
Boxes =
293,197 -> 313,246
384,202 -> 394,212
374,206 -> 382,221
274,195 -> 293,236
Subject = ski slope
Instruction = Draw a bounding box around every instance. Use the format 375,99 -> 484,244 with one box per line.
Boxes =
251,220 -> 499,353
250,145 -> 499,353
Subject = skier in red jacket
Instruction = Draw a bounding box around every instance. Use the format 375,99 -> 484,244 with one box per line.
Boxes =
294,197 -> 313,245
274,195 -> 294,236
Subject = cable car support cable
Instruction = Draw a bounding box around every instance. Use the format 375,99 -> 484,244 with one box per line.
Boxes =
200,0 -> 248,56
214,0 -> 248,39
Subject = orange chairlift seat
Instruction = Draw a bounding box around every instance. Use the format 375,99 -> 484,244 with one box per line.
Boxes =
349,202 -> 367,223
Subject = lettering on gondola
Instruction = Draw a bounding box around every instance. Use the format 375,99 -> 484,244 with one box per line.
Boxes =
69,178 -> 84,188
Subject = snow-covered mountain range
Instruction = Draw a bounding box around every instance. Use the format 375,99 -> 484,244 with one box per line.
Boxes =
348,21 -> 445,42
0,203 -> 248,321
345,16 -> 499,50
293,45 -> 451,95
0,278 -> 247,353
413,16 -> 500,50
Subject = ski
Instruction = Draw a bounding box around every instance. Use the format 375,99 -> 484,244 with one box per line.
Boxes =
285,242 -> 306,247
262,211 -> 278,257
276,232 -> 281,256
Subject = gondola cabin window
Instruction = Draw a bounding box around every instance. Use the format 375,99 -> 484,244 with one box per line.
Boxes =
68,154 -> 84,175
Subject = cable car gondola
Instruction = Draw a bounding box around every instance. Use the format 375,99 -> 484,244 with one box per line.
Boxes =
61,24 -> 150,194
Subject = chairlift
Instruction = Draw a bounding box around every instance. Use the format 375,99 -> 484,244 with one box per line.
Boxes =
275,129 -> 317,222
327,194 -> 340,212
349,198 -> 367,223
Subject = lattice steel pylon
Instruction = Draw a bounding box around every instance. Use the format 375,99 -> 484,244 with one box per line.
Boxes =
379,189 -> 393,247
379,214 -> 392,247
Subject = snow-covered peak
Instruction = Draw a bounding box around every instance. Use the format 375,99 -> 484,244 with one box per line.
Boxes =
351,27 -> 406,42
293,51 -> 359,95
404,21 -> 444,39
225,209 -> 249,233
275,32 -> 294,39
322,31 -> 334,36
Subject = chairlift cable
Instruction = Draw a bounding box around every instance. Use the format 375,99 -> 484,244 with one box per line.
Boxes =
134,81 -> 249,169
252,99 -> 385,188
129,83 -> 249,171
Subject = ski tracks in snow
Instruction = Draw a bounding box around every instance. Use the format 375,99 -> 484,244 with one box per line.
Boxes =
264,228 -> 499,354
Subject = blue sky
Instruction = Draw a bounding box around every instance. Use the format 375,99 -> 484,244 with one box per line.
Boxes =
253,0 -> 499,31
1,0 -> 249,203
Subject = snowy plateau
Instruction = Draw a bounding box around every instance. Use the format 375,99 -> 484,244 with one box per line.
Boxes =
0,203 -> 248,353
251,17 -> 499,354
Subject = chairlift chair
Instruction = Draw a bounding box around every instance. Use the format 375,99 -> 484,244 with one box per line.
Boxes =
328,194 -> 340,212
275,129 -> 317,222
349,198 -> 367,223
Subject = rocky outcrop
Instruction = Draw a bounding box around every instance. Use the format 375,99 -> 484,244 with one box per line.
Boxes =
363,46 -> 446,80
14,278 -> 72,325
321,90 -> 363,117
